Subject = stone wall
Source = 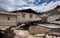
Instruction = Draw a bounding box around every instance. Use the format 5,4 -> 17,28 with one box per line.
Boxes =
0,14 -> 17,26
29,25 -> 51,35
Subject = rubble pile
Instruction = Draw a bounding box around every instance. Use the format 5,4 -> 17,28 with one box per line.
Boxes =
14,30 -> 35,38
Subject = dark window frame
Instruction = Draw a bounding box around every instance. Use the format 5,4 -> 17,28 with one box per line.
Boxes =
30,14 -> 33,18
7,17 -> 10,20
22,13 -> 25,18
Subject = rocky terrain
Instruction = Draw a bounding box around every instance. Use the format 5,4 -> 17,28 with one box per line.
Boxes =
14,30 -> 35,38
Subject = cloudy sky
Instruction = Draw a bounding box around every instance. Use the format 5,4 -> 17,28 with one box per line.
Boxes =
0,0 -> 60,12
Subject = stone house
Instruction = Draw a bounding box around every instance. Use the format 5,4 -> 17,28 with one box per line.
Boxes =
40,6 -> 60,23
11,9 -> 41,24
0,9 -> 41,30
47,6 -> 60,23
0,12 -> 17,30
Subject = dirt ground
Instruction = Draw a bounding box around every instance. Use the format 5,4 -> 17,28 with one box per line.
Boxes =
14,30 -> 35,38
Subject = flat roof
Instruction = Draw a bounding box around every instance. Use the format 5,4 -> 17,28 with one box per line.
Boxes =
38,24 -> 60,28
51,21 -> 60,24
0,12 -> 17,15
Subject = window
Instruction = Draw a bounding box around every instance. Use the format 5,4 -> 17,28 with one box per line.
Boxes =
30,14 -> 33,18
22,13 -> 25,18
8,17 -> 10,20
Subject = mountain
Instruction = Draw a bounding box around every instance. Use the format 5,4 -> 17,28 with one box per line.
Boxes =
0,7 -> 8,12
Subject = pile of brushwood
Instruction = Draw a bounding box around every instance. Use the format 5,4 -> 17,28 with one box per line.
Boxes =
0,28 -> 16,38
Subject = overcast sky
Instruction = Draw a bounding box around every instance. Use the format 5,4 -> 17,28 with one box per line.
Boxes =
0,0 -> 60,12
